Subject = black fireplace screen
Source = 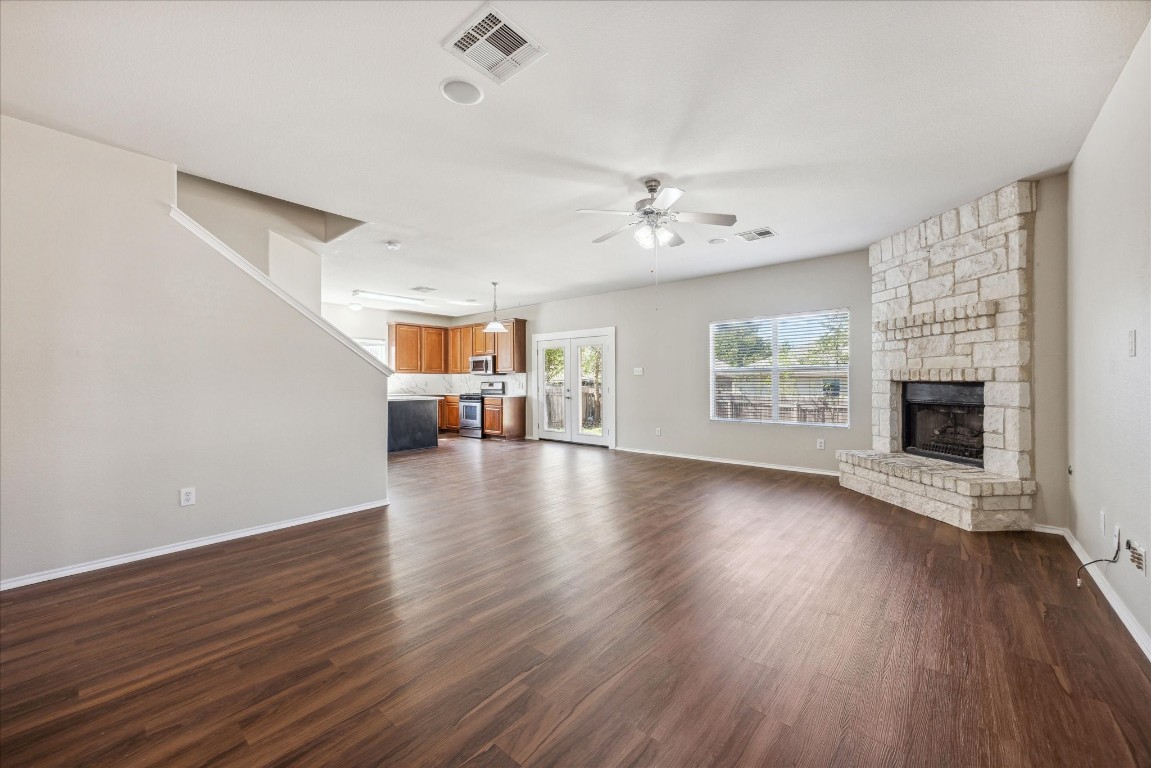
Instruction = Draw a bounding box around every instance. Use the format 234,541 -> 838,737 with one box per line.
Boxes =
902,382 -> 984,467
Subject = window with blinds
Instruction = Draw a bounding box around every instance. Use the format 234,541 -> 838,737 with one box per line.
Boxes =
710,309 -> 849,427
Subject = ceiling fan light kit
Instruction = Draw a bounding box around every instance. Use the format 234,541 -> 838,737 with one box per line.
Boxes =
579,179 -> 737,248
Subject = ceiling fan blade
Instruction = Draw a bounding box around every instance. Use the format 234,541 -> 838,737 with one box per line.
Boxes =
674,211 -> 737,226
577,209 -> 634,216
662,225 -> 685,247
592,222 -> 637,243
651,186 -> 684,211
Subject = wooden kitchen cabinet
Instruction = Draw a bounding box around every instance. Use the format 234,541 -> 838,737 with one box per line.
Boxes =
449,325 -> 474,373
495,319 -> 527,373
472,324 -> 495,356
389,323 -> 422,373
482,396 -> 525,439
420,326 -> 448,373
442,395 -> 460,431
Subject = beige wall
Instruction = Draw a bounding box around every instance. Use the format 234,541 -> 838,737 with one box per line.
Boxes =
268,231 -> 321,314
322,302 -> 392,341
1067,23 -> 1150,636
176,172 -> 326,275
459,250 -> 872,473
0,116 -> 390,583
1031,175 -> 1070,527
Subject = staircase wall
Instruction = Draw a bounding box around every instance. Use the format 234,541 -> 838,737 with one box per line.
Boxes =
0,116 -> 390,584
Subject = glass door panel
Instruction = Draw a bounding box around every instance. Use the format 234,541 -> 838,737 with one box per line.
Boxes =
539,343 -> 571,441
577,343 -> 603,437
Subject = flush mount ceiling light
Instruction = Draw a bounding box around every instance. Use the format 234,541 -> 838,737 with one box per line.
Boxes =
352,290 -> 427,306
348,301 -> 364,312
440,78 -> 484,105
483,282 -> 507,333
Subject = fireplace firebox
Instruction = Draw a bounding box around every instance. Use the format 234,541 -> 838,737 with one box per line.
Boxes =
902,382 -> 984,467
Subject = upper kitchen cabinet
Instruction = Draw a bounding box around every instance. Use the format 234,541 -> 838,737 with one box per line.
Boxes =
448,325 -> 475,374
389,323 -> 422,373
472,324 -> 495,356
495,319 -> 527,373
420,326 -> 448,373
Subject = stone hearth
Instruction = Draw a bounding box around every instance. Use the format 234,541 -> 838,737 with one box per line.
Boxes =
838,182 -> 1036,531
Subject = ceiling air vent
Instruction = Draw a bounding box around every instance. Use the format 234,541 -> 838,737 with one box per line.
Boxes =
735,226 -> 778,242
444,5 -> 546,84
409,286 -> 437,293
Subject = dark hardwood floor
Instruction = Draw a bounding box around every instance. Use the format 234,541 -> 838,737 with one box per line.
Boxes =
2,436 -> 1149,767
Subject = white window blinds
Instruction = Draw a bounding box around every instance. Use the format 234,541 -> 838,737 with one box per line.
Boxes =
710,309 -> 849,427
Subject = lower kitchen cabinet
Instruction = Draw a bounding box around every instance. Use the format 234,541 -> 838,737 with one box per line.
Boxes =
482,397 -> 525,439
441,395 -> 460,431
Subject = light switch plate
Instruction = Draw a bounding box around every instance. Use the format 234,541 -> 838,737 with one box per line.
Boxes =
633,367 -> 644,375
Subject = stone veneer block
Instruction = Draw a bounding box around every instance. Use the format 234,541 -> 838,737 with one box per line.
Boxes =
837,451 -> 1033,531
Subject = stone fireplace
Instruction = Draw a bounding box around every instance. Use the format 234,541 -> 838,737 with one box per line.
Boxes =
838,182 -> 1036,531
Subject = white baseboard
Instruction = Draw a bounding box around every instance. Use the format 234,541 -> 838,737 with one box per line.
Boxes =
0,499 -> 389,592
613,447 -> 839,477
1031,524 -> 1151,662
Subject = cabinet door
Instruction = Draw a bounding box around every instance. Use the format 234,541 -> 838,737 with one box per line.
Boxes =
438,398 -> 447,429
473,324 -> 495,356
391,323 -> 422,373
448,327 -> 467,373
421,327 -> 448,373
457,325 -> 474,371
445,397 -> 460,430
494,319 -> 527,373
483,400 -> 503,435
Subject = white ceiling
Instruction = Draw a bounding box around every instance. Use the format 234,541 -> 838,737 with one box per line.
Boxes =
2,1 -> 1148,316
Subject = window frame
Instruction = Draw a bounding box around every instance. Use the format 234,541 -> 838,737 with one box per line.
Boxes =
709,308 -> 850,428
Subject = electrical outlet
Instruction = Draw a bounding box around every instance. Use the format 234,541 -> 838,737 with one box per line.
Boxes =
655,427 -> 662,436
816,439 -> 826,450
1128,540 -> 1147,575
180,487 -> 195,507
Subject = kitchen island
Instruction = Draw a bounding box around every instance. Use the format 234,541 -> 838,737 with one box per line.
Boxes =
387,396 -> 441,452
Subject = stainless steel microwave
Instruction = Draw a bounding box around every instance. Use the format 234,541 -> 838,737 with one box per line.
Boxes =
469,355 -> 494,375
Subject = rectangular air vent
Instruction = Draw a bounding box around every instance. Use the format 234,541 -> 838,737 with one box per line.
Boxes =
735,226 -> 777,241
409,286 -> 437,293
444,5 -> 546,84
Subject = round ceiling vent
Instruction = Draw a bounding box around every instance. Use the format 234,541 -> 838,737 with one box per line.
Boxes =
440,78 -> 484,106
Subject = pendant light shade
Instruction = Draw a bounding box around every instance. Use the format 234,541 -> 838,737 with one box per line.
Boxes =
485,281 -> 508,333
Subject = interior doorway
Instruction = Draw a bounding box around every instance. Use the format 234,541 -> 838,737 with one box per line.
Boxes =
533,328 -> 615,447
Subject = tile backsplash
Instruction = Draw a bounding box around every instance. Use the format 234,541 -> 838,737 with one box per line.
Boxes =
389,373 -> 527,396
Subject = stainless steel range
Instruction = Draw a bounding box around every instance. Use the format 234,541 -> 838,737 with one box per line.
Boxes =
459,381 -> 504,438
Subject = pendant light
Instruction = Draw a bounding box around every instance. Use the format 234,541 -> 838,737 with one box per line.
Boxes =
483,281 -> 508,333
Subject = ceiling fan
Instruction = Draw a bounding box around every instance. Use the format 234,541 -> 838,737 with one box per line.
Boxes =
579,179 -> 737,248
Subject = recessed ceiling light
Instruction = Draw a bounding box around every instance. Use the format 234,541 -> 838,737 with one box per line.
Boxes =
440,78 -> 484,106
348,302 -> 363,312
709,237 -> 728,245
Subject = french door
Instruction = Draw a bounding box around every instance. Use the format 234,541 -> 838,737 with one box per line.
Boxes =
534,329 -> 615,447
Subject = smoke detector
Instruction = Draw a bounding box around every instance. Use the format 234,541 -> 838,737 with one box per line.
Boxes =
444,5 -> 546,84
